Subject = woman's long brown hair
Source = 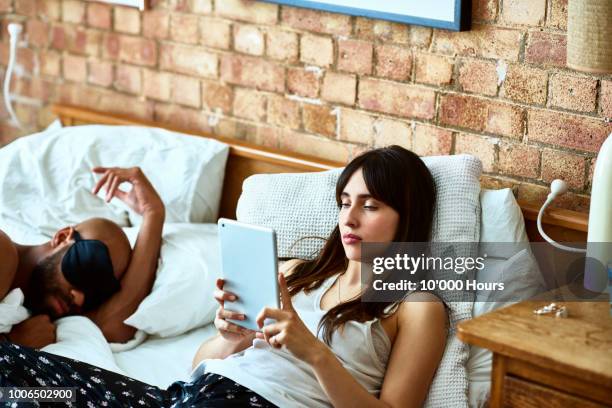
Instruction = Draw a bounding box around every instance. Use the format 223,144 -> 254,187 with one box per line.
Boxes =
285,145 -> 437,345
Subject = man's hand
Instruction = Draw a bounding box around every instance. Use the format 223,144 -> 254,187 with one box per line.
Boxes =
7,315 -> 56,349
92,167 -> 165,217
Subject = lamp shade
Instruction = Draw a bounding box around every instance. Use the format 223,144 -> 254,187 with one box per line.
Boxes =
567,0 -> 612,74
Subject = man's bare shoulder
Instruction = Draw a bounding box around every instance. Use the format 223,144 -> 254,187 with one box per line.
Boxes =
0,229 -> 18,298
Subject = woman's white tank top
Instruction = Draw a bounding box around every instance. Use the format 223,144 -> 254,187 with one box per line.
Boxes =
192,273 -> 392,408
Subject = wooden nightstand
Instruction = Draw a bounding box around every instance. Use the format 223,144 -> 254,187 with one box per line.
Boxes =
457,292 -> 612,407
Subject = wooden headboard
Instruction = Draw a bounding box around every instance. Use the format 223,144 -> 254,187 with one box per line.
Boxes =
51,104 -> 589,244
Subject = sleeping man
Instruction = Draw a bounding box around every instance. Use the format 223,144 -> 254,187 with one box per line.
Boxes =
0,166 -> 165,348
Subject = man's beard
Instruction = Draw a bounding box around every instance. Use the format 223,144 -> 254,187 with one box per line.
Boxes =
24,250 -> 73,318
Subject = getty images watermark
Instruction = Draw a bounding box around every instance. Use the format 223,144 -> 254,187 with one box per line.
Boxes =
358,242 -> 612,303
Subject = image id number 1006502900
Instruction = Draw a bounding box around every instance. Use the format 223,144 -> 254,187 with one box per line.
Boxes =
0,387 -> 76,403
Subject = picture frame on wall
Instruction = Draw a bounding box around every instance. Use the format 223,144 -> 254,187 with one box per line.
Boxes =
90,0 -> 147,10
261,0 -> 471,31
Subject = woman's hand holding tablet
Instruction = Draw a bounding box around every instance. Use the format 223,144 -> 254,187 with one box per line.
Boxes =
213,278 -> 256,342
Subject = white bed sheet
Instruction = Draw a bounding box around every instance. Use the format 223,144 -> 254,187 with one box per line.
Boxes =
113,324 -> 217,389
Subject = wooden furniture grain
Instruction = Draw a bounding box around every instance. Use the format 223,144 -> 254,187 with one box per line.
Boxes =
457,291 -> 612,407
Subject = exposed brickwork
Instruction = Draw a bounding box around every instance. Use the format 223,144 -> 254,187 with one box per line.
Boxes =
458,59 -> 498,96
359,78 -> 435,120
415,53 -> 453,86
500,65 -> 548,105
321,72 -> 356,106
1,0 -> 606,212
541,149 -> 585,189
549,73 -> 597,113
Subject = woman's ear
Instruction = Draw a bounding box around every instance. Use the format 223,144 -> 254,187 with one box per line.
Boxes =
51,226 -> 75,248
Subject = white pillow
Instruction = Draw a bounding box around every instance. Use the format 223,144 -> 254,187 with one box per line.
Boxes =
237,169 -> 342,259
0,125 -> 228,237
236,154 -> 483,408
42,316 -> 127,375
123,223 -> 221,337
467,189 -> 544,407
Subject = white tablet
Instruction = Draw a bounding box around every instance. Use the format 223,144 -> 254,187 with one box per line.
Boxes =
218,218 -> 280,331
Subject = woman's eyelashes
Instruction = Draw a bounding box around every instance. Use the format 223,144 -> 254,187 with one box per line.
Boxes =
340,201 -> 378,210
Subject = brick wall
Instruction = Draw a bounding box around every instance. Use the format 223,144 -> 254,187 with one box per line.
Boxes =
1,0 -> 611,212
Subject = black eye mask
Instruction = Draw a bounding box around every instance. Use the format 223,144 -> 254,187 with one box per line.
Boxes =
61,230 -> 121,311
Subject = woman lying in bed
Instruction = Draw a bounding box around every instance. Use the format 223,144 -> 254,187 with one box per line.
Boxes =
0,145 -> 449,408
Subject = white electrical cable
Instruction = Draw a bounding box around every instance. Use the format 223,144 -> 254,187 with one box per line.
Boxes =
3,23 -> 24,130
537,179 -> 587,253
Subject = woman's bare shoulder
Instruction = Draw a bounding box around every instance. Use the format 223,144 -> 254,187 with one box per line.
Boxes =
279,259 -> 306,278
396,292 -> 449,329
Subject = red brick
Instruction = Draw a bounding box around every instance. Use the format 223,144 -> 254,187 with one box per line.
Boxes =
143,69 -> 171,101
287,67 -> 320,98
354,17 -> 411,44
455,133 -> 497,172
527,109 -> 611,153
200,80 -> 232,114
601,80 -> 612,118
191,0 -> 212,14
234,24 -> 264,55
300,34 -> 333,67
16,0 -> 37,17
26,19 -> 49,47
233,88 -> 267,121
119,36 -> 157,66
412,124 -> 453,156
220,55 -> 284,92
171,74 -> 201,108
472,0 -> 498,21
0,0 -> 12,13
169,13 -> 199,44
374,45 -> 412,82
39,0 -> 60,21
303,104 -> 337,138
115,65 -> 141,94
87,3 -> 111,29
360,78 -> 435,120
501,0 -> 546,26
248,125 -> 281,149
415,53 -> 453,86
548,0 -> 568,30
440,94 -> 524,139
525,31 -> 566,67
88,60 -> 113,87
215,0 -> 277,24
160,43 -> 217,77
281,6 -> 351,36
500,64 -> 548,105
321,72 -> 356,106
498,141 -> 540,178
200,17 -> 231,49
278,130 -> 351,163
103,32 -> 120,59
339,109 -> 374,144
154,103 -> 213,134
549,73 -> 597,113
62,0 -> 85,24
267,95 -> 301,130
53,26 -> 100,56
114,6 -> 141,34
480,176 -> 517,191
143,10 -> 169,39
433,25 -> 523,61
266,28 -> 298,62
541,149 -> 585,189
338,39 -> 373,75
373,118 -> 412,149
63,54 -> 87,82
458,59 -> 498,96
40,51 -> 61,77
